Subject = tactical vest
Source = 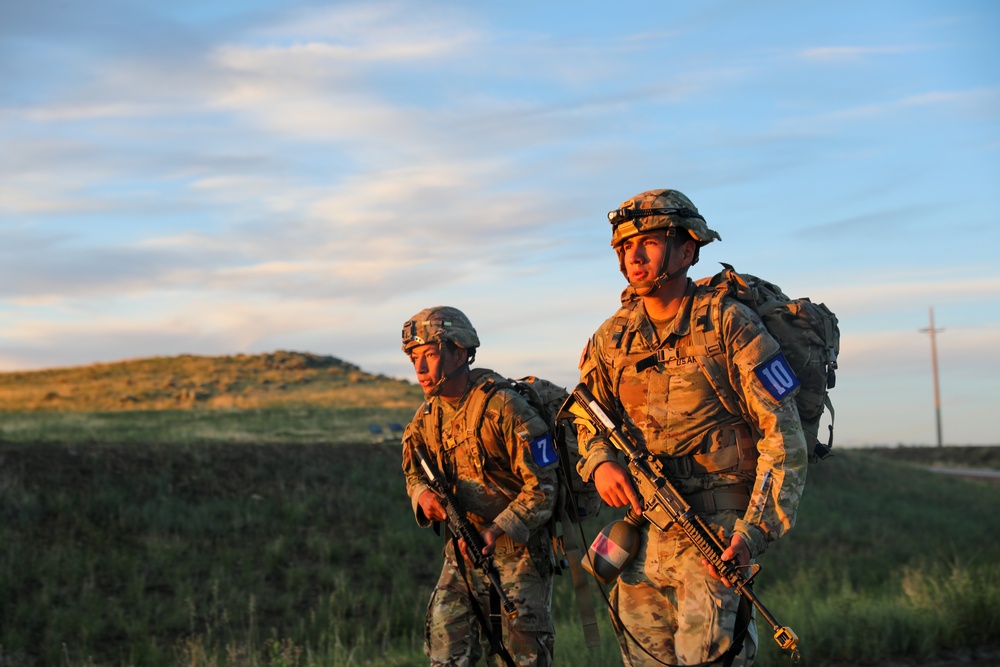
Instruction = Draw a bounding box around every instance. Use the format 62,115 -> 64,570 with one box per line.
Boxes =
599,283 -> 759,514
416,369 -> 524,512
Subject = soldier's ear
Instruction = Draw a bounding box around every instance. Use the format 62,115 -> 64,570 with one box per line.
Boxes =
679,236 -> 697,266
444,343 -> 469,367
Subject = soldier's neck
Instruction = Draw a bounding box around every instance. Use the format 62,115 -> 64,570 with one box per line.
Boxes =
641,275 -> 690,322
438,368 -> 471,406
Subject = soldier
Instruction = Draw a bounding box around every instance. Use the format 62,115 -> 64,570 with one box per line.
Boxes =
575,190 -> 808,666
400,306 -> 559,667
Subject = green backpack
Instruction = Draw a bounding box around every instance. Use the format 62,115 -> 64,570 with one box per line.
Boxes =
692,263 -> 841,462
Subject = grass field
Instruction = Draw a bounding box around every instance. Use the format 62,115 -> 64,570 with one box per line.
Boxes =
2,405 -> 1000,667
0,406 -> 420,447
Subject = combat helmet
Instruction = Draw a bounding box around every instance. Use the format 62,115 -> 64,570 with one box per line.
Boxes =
608,189 -> 721,294
608,188 -> 720,249
401,306 -> 480,361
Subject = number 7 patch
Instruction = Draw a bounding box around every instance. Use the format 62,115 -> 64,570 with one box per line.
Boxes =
530,433 -> 558,468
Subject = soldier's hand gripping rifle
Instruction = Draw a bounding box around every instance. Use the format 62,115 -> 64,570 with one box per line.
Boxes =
412,446 -> 518,620
559,383 -> 800,661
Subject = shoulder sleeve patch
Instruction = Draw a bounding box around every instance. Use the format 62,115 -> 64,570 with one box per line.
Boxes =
754,352 -> 801,402
529,433 -> 559,468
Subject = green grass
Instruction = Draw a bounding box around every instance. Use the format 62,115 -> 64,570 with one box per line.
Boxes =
857,444 -> 1000,470
0,406 -> 419,446
0,441 -> 436,667
756,451 -> 1000,664
1,417 -> 999,666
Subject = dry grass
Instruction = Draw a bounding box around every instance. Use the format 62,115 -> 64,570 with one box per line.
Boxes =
0,351 -> 423,412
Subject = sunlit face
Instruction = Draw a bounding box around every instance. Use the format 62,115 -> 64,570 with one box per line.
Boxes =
620,229 -> 695,288
621,230 -> 670,285
408,342 -> 465,397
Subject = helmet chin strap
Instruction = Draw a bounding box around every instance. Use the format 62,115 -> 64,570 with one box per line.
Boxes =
425,347 -> 470,398
631,265 -> 688,296
425,366 -> 465,398
630,241 -> 688,297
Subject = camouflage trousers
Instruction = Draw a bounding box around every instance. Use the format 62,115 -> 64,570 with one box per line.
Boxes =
609,512 -> 758,667
424,536 -> 555,667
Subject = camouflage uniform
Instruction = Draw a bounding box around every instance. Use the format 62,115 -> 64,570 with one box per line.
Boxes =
402,368 -> 560,667
578,190 -> 808,666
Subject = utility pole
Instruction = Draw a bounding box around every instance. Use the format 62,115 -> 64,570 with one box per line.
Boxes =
919,307 -> 944,447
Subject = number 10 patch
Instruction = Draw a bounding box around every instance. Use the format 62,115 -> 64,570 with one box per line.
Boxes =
754,352 -> 800,401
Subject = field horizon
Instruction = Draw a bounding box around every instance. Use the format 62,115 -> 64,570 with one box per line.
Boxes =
3,351 -> 998,453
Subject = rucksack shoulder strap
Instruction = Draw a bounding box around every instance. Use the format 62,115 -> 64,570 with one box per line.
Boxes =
418,368 -> 502,450
601,303 -> 645,395
461,368 -> 506,441
689,274 -> 751,422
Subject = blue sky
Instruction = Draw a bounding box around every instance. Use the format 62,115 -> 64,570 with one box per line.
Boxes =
1,1 -> 998,446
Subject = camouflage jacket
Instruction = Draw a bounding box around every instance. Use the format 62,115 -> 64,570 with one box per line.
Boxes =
402,369 -> 560,545
578,279 -> 808,557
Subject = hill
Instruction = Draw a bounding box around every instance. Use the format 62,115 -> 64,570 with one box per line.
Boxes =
0,350 -> 423,412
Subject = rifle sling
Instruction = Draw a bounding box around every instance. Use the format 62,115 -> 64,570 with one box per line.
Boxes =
721,594 -> 753,667
450,533 -> 517,667
559,506 -> 602,648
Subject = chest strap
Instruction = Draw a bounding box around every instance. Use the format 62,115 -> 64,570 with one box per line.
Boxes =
633,342 -> 723,373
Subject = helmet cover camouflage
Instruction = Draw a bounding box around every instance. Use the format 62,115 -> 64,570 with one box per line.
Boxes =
401,306 -> 480,355
608,189 -> 721,248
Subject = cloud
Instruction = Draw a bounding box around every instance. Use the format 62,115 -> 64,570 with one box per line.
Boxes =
798,45 -> 924,62
248,2 -> 479,55
223,27 -> 472,66
817,271 -> 1000,320
777,86 -> 1000,131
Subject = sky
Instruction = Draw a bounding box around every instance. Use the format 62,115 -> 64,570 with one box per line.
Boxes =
1,0 -> 998,447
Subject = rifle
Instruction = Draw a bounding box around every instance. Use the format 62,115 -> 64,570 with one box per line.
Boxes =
559,383 -> 800,661
412,445 -> 518,621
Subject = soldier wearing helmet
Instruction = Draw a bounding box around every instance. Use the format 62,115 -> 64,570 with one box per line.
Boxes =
401,306 -> 482,399
575,190 -> 808,666
608,188 -> 720,297
399,306 -> 559,666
